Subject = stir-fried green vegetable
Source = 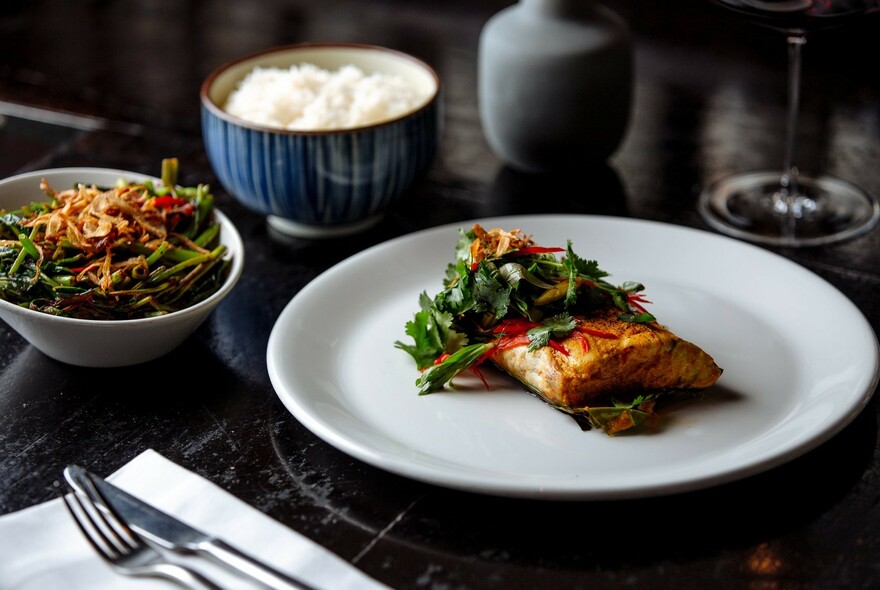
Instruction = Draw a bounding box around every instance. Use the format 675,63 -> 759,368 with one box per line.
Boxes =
0,158 -> 231,320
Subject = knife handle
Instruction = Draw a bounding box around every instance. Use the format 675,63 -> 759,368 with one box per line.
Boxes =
154,562 -> 224,590
200,539 -> 317,590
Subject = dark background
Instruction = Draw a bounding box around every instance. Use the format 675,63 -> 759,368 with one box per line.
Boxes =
1,1 -> 880,588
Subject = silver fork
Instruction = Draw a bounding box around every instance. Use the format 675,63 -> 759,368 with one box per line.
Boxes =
58,473 -> 221,590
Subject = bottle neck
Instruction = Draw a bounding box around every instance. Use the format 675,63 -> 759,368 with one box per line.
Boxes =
520,0 -> 599,18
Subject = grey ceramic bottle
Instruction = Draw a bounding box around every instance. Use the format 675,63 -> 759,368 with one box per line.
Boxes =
478,0 -> 633,173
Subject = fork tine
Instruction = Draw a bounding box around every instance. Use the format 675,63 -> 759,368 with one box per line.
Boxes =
58,471 -> 223,590
64,465 -> 140,551
56,481 -> 121,561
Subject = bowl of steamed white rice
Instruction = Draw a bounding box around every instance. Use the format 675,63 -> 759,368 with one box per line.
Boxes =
200,43 -> 442,238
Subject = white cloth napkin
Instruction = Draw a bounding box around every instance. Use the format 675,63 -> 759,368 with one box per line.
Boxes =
0,449 -> 391,590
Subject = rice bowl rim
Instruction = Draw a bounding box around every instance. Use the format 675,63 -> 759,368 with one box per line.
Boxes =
200,42 -> 442,137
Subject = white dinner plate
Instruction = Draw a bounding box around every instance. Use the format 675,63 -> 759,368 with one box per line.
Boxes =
266,215 -> 879,500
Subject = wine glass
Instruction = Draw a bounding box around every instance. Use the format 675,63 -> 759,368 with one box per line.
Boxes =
699,0 -> 880,247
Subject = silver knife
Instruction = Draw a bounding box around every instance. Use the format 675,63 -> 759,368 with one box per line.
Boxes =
65,465 -> 317,590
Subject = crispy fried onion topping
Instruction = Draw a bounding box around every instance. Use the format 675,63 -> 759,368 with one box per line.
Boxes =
469,224 -> 534,265
22,180 -> 174,291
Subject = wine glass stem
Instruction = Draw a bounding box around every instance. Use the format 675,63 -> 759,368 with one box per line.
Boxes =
781,34 -> 806,205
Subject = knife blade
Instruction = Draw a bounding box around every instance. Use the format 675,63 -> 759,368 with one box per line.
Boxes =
64,465 -> 316,590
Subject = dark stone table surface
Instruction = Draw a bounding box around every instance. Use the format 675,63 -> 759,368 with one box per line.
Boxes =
2,1 -> 880,588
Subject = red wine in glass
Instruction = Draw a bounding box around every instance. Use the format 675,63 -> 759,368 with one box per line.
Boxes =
699,0 -> 880,246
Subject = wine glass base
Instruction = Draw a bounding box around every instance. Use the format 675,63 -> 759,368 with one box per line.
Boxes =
699,171 -> 880,247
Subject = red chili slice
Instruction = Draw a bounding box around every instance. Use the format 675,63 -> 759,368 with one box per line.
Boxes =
420,353 -> 451,373
476,347 -> 496,366
548,340 -> 570,356
151,196 -> 188,209
573,330 -> 590,353
575,325 -> 618,339
492,318 -> 540,334
494,334 -> 531,351
627,293 -> 653,314
496,333 -> 570,356
470,365 -> 491,390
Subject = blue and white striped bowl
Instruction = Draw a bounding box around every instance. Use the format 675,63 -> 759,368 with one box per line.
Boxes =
200,43 -> 442,238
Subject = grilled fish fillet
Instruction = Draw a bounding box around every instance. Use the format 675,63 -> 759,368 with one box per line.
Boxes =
491,308 -> 722,408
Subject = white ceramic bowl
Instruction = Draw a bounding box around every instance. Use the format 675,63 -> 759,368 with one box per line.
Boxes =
0,167 -> 244,367
200,42 -> 442,238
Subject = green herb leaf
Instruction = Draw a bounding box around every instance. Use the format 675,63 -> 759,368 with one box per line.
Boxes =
394,292 -> 468,370
438,260 -> 474,314
586,406 -> 653,435
526,313 -> 577,351
563,240 -> 608,281
416,342 -> 493,393
497,262 -> 556,290
473,263 -> 511,320
454,228 -> 474,263
620,281 -> 645,293
618,311 -> 656,323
